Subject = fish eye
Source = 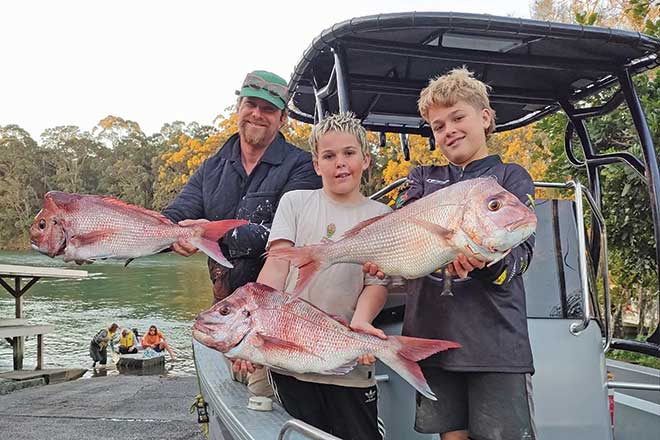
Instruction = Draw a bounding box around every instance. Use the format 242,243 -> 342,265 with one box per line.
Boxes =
487,199 -> 502,212
219,306 -> 231,316
38,219 -> 46,230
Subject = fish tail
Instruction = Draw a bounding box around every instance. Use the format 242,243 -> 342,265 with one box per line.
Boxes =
378,336 -> 461,401
199,220 -> 249,242
188,220 -> 249,268
266,244 -> 328,298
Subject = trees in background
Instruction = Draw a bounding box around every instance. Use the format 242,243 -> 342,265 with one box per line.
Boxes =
0,126 -> 46,248
532,0 -> 660,338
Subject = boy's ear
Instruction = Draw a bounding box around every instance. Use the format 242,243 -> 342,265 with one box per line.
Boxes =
481,108 -> 493,130
313,159 -> 322,176
361,151 -> 371,171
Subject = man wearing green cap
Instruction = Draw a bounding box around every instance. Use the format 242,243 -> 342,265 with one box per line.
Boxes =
164,70 -> 321,304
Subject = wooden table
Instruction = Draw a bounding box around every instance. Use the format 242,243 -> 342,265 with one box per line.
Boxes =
0,264 -> 88,370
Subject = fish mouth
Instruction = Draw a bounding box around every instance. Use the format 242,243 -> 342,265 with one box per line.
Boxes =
193,320 -> 213,334
192,321 -> 248,353
30,242 -> 64,258
192,329 -> 214,346
504,213 -> 537,232
192,328 -> 224,350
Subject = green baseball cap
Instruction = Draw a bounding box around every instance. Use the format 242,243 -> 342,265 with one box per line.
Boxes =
237,70 -> 290,110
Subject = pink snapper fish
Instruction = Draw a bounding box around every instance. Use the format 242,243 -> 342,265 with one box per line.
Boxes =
193,282 -> 461,400
267,177 -> 537,295
30,191 -> 246,266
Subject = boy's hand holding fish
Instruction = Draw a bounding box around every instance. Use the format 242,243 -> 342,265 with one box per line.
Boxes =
363,253 -> 486,280
349,320 -> 387,366
231,358 -> 262,375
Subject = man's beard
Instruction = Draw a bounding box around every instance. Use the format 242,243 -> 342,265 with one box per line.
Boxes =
240,122 -> 270,147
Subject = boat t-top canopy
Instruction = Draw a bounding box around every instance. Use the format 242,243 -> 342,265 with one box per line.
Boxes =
288,12 -> 660,346
288,11 -> 660,135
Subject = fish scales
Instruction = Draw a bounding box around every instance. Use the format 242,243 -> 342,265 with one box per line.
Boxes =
249,290 -> 376,371
325,191 -> 464,276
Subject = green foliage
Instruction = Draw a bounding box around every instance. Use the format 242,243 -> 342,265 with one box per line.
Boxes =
607,335 -> 660,368
607,351 -> 660,369
627,0 -> 660,36
0,126 -> 46,248
95,116 -> 161,209
575,10 -> 599,25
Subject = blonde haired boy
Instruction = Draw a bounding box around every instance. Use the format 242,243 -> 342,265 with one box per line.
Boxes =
245,112 -> 390,440
365,68 -> 537,440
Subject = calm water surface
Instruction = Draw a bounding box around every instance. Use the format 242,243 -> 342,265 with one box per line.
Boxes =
0,251 -> 217,376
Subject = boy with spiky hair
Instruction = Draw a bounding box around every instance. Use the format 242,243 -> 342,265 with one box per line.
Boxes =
366,68 -> 537,440
242,112 -> 391,439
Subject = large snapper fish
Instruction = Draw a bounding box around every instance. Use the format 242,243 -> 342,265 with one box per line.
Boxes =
30,191 -> 247,266
193,282 -> 460,400
268,177 -> 537,295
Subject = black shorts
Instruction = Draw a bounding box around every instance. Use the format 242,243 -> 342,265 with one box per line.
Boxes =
270,371 -> 384,440
415,367 -> 537,440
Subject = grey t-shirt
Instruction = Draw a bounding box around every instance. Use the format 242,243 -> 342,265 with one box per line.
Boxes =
267,189 -> 391,387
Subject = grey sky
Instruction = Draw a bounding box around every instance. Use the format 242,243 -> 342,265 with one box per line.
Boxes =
1,1 -> 532,139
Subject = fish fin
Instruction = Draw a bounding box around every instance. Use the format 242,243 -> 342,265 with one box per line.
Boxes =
342,213 -> 389,239
197,219 -> 249,242
124,258 -> 134,267
406,218 -> 454,240
320,360 -> 357,375
44,192 -> 64,211
189,237 -> 233,269
254,332 -> 321,358
376,336 -> 461,401
392,336 -> 461,362
44,191 -> 81,211
266,244 -> 327,298
96,196 -> 174,225
320,237 -> 335,245
186,220 -> 247,268
70,229 -> 118,246
252,282 -> 278,295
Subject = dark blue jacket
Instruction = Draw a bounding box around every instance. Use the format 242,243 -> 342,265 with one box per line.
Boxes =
164,133 -> 322,297
400,155 -> 536,373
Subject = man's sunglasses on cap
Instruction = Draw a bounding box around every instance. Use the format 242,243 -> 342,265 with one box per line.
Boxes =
240,72 -> 289,102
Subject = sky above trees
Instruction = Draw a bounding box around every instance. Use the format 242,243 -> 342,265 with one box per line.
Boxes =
0,1 -> 532,140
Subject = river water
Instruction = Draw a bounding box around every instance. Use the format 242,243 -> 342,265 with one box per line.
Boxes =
0,251 -> 217,376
